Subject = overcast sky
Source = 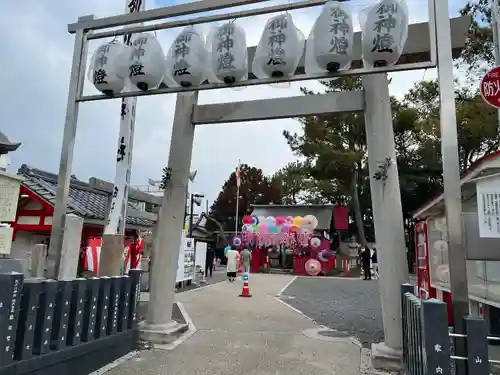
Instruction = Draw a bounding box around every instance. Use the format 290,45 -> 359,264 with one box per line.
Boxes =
0,0 -> 468,207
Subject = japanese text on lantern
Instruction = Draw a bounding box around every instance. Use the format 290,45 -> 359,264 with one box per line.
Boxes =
267,15 -> 288,66
93,44 -> 110,85
329,8 -> 349,54
173,32 -> 192,77
129,36 -> 147,78
371,3 -> 397,53
217,24 -> 236,72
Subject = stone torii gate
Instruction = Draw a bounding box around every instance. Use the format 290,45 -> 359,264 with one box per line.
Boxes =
52,0 -> 469,370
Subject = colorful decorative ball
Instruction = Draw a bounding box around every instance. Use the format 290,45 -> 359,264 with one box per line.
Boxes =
242,215 -> 252,225
265,216 -> 276,226
243,272 -> 249,281
258,223 -> 268,234
276,216 -> 286,226
233,236 -> 242,247
317,250 -> 332,262
290,225 -> 299,233
285,216 -> 294,223
310,237 -> 322,248
293,216 -> 304,227
268,225 -> 279,233
258,216 -> 266,225
242,224 -> 253,232
303,214 -> 318,229
251,215 -> 259,225
252,224 -> 259,232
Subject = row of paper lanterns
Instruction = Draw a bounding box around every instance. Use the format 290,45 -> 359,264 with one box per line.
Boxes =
88,0 -> 409,95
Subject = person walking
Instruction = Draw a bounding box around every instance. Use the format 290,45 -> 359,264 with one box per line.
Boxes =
361,247 -> 372,280
241,246 -> 252,273
205,246 -> 215,279
371,247 -> 379,280
226,246 -> 239,282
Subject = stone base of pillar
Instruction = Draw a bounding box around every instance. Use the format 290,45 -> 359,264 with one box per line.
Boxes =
138,321 -> 189,345
370,342 -> 403,371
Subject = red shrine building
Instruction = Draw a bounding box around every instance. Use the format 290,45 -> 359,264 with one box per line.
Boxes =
10,165 -> 159,261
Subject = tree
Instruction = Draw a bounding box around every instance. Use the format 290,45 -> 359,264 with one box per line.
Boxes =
209,164 -> 282,233
404,79 -> 499,171
270,161 -> 311,204
284,77 -> 447,246
284,76 -> 371,246
459,0 -> 493,78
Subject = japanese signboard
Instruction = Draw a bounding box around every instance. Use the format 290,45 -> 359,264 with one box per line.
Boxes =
480,66 -> 500,108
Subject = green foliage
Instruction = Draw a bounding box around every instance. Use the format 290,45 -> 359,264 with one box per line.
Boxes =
459,0 -> 494,77
208,164 -> 282,232
270,161 -> 312,204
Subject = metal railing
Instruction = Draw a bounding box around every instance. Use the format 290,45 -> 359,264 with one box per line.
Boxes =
401,283 -> 492,375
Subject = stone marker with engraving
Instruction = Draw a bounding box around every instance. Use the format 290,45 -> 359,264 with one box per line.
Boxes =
15,279 -> 42,360
32,280 -> 57,355
0,272 -> 23,366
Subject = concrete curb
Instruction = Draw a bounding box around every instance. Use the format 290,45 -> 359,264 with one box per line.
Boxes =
154,301 -> 197,350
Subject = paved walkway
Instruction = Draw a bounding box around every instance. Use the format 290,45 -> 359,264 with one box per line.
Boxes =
106,274 -> 364,375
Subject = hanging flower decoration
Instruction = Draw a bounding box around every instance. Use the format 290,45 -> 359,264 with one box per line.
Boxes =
360,0 -> 409,68
233,236 -> 242,247
310,237 -> 322,249
88,40 -> 131,95
165,26 -> 207,88
317,250 -> 332,262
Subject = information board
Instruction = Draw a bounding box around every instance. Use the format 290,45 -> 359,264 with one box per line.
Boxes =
176,231 -> 195,283
0,173 -> 22,222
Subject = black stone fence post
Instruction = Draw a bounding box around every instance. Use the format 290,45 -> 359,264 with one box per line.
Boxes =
422,298 -> 451,375
464,315 -> 489,374
128,270 -> 142,329
0,272 -> 23,366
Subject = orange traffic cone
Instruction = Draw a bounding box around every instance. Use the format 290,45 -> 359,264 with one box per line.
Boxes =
239,273 -> 252,298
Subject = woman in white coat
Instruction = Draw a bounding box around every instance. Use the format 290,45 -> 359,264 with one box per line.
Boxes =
226,246 -> 239,282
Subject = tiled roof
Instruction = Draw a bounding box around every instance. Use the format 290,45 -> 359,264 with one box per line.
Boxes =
18,165 -> 155,228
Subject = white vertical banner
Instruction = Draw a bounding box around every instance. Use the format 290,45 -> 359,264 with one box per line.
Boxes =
105,0 -> 145,235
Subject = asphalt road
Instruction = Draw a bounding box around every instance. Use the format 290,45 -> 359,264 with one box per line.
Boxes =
280,277 -> 384,348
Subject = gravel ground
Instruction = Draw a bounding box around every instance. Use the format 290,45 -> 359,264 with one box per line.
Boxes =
280,277 -> 384,348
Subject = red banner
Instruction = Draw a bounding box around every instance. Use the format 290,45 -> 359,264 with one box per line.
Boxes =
333,205 -> 349,230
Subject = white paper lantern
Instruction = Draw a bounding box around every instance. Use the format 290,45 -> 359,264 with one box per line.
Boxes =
164,26 -> 207,88
360,0 -> 409,68
206,22 -> 248,84
252,13 -> 305,79
88,40 -> 131,95
128,33 -> 165,91
305,1 -> 354,74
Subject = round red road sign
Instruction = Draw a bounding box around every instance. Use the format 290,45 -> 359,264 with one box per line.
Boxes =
480,66 -> 500,108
